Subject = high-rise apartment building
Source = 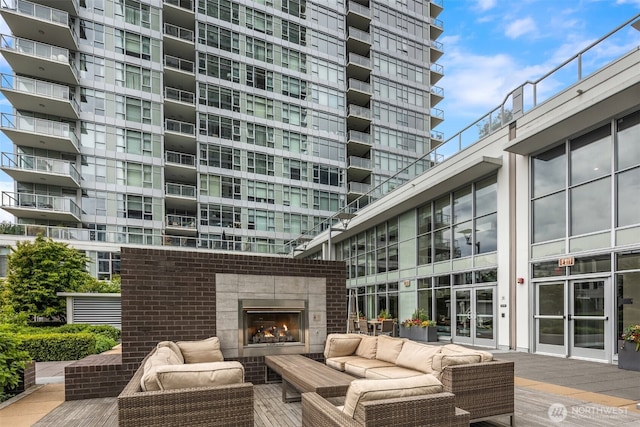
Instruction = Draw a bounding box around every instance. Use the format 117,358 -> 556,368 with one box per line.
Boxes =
0,0 -> 444,272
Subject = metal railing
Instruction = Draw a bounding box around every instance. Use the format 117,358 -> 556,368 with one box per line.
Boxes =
165,150 -> 195,167
348,130 -> 371,145
0,153 -> 81,183
166,214 -> 197,229
348,78 -> 371,94
165,118 -> 195,136
0,34 -> 79,79
164,87 -> 195,104
164,0 -> 193,11
163,23 -> 194,42
164,54 -> 194,73
348,104 -> 372,119
348,156 -> 371,169
347,1 -> 370,18
0,73 -> 79,113
347,52 -> 371,69
4,0 -> 69,26
0,113 -> 80,151
165,182 -> 196,198
348,182 -> 371,194
1,191 -> 81,218
347,27 -> 371,44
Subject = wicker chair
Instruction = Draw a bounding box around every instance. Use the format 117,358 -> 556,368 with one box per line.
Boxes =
302,391 -> 470,427
118,351 -> 254,427
358,319 -> 371,335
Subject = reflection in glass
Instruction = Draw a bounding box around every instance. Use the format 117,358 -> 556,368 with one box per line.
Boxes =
617,168 -> 640,227
475,213 -> 497,253
532,144 -> 565,198
570,178 -> 610,236
433,227 -> 451,261
417,234 -> 431,265
453,186 -> 472,223
570,126 -> 611,186
533,192 -> 565,242
455,290 -> 471,337
453,221 -> 472,258
435,288 -> 451,336
476,289 -> 493,339
573,281 -> 604,350
475,175 -> 497,217
539,318 -> 564,345
418,289 -> 433,320
539,283 -> 564,315
616,110 -> 640,171
434,196 -> 451,228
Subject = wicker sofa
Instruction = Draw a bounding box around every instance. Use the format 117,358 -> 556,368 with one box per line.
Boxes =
322,334 -> 514,425
118,338 -> 254,427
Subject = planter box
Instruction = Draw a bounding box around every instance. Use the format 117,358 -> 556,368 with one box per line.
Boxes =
618,340 -> 640,371
400,326 -> 437,342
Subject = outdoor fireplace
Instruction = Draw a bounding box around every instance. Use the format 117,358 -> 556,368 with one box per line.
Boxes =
239,299 -> 309,357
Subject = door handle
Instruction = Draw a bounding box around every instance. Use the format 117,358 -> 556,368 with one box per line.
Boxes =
568,314 -> 572,321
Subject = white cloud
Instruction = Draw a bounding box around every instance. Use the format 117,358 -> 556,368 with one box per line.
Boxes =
505,17 -> 537,39
616,0 -> 640,6
0,180 -> 15,223
475,0 -> 497,12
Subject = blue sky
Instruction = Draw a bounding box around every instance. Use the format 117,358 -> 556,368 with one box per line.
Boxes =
0,2 -> 639,222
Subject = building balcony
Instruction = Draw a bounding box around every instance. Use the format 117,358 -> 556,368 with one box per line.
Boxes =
431,107 -> 444,128
347,130 -> 371,157
348,181 -> 371,195
1,191 -> 81,222
0,35 -> 78,85
164,118 -> 196,152
0,0 -> 78,51
165,182 -> 197,210
347,27 -> 371,56
429,17 -> 443,39
430,63 -> 444,85
347,104 -> 372,131
165,213 -> 197,236
429,40 -> 444,63
29,0 -> 78,16
165,150 -> 197,182
346,1 -> 370,31
0,73 -> 79,119
0,113 -> 79,153
430,85 -> 444,106
164,54 -> 195,89
163,0 -> 195,30
347,78 -> 371,105
430,0 -> 443,19
346,52 -> 371,81
164,86 -> 195,121
163,22 -> 194,57
347,156 -> 372,182
1,152 -> 81,187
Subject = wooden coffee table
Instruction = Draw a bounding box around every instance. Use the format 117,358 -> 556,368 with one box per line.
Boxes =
265,354 -> 355,403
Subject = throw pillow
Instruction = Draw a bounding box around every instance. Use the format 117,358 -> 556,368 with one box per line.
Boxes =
176,336 -> 224,364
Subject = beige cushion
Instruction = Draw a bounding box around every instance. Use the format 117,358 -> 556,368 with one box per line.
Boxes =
176,337 -> 224,364
441,344 -> 493,362
365,366 -> 423,379
355,336 -> 377,359
431,353 -> 482,380
345,358 -> 394,378
141,347 -> 181,391
323,334 -> 362,359
342,375 -> 443,419
395,341 -> 442,374
157,341 -> 185,364
374,335 -> 404,364
155,361 -> 244,391
326,355 -> 362,372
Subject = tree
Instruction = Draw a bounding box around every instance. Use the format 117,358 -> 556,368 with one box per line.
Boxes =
477,108 -> 514,139
1,236 -> 95,321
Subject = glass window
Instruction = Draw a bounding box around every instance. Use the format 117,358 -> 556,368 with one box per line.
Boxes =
453,186 -> 472,223
570,126 -> 611,186
570,255 -> 611,275
570,178 -> 610,236
532,261 -> 566,278
532,144 -> 565,198
434,196 -> 450,229
617,167 -> 640,227
475,176 -> 497,217
417,204 -> 432,234
616,111 -> 640,171
533,191 -> 565,243
475,213 -> 497,254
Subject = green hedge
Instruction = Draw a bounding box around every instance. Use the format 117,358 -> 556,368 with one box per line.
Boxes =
18,333 -> 96,362
56,324 -> 121,342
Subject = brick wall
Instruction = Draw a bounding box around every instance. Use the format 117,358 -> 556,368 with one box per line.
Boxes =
64,248 -> 346,399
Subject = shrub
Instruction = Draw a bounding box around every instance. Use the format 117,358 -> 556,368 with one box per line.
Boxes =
18,333 -> 96,362
57,324 -> 121,342
0,333 -> 31,396
94,335 -> 117,354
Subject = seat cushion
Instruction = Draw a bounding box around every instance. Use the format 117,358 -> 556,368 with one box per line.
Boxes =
157,341 -> 185,364
155,361 -> 244,391
324,334 -> 362,359
176,337 -> 224,363
355,336 -> 377,359
395,341 -> 442,374
326,355 -> 363,372
374,335 -> 405,364
365,366 -> 423,379
342,375 -> 443,419
345,358 -> 394,377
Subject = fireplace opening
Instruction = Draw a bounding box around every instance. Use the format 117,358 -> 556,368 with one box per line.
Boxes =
239,299 -> 309,357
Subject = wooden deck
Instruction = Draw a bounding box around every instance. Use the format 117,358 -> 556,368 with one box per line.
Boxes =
33,382 -> 640,427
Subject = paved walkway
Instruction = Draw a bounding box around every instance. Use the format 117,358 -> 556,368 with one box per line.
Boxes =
1,348 -> 639,426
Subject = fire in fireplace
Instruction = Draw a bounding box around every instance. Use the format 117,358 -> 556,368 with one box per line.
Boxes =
239,299 -> 309,357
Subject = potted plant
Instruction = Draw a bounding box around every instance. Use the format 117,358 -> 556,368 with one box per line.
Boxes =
377,309 -> 391,321
618,324 -> 640,371
400,309 -> 437,342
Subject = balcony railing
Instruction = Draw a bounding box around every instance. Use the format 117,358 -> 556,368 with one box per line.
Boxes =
431,63 -> 444,75
164,54 -> 194,73
431,86 -> 444,97
348,78 -> 371,94
348,182 -> 371,194
1,191 -> 81,217
348,104 -> 372,120
165,182 -> 196,198
347,52 -> 371,69
165,87 -> 195,104
164,0 -> 193,11
165,118 -> 195,136
348,130 -> 371,145
0,34 -> 78,78
348,156 -> 371,169
165,150 -> 195,167
163,22 -> 194,42
1,113 -> 79,150
166,214 -> 197,229
347,1 -> 370,18
347,27 -> 371,44
0,73 -> 79,112
1,152 -> 80,182
5,0 -> 70,26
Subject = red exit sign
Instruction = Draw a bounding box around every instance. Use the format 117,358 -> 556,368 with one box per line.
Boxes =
558,257 -> 575,267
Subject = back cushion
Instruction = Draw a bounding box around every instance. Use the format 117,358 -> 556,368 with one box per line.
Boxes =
157,341 -> 184,364
431,353 -> 482,380
323,334 -> 362,359
395,341 -> 442,374
342,375 -> 443,419
355,336 -> 378,359
176,337 -> 224,364
441,344 -> 493,362
374,335 -> 404,364
155,361 -> 244,391
141,347 -> 181,391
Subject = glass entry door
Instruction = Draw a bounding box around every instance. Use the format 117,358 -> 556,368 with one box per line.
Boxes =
535,280 -> 610,360
453,287 -> 495,347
